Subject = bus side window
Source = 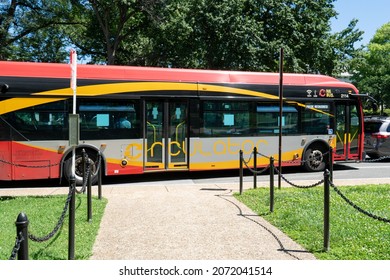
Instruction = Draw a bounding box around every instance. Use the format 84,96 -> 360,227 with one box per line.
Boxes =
79,99 -> 140,139
256,104 -> 298,135
201,101 -> 250,137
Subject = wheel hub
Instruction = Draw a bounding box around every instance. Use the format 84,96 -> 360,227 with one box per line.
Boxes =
309,150 -> 323,167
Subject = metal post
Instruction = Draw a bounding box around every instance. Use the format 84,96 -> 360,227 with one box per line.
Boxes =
239,150 -> 243,195
98,151 -> 102,200
87,159 -> 92,222
82,149 -> 86,191
328,147 -> 333,182
15,212 -> 29,260
253,147 -> 257,189
323,169 -> 330,252
270,157 -> 275,213
68,176 -> 76,260
278,48 -> 284,190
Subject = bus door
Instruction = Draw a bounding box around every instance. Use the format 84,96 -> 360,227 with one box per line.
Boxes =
144,100 -> 188,170
334,102 -> 362,161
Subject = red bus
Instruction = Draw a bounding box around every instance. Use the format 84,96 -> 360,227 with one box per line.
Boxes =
0,61 -> 364,184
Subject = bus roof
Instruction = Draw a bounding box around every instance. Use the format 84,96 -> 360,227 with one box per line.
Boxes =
0,60 -> 357,91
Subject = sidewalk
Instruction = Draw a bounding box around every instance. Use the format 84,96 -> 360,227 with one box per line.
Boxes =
1,180 -> 329,260
90,180 -> 318,260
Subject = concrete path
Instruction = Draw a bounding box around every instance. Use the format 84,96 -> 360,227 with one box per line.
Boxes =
88,181 -> 316,260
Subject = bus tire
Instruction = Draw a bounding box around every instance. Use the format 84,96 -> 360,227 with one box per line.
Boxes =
64,151 -> 99,186
303,144 -> 327,172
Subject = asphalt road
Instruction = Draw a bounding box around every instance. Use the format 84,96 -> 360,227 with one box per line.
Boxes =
1,159 -> 390,188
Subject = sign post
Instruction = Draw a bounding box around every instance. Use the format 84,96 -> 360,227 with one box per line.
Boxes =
68,49 -> 78,260
69,49 -> 79,174
278,48 -> 284,189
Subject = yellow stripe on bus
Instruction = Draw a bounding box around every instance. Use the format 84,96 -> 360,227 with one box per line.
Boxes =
0,98 -> 66,115
1,82 -> 330,116
0,82 -> 276,114
33,82 -> 278,100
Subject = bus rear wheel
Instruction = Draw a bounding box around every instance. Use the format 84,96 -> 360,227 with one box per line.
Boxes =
64,151 -> 99,186
303,145 -> 327,172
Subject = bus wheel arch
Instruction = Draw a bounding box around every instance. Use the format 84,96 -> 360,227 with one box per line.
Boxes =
61,145 -> 105,185
302,141 -> 330,172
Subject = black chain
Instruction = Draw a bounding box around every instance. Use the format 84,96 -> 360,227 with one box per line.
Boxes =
75,156 -> 91,194
28,184 -> 75,242
329,181 -> 390,223
274,167 -> 324,188
241,158 -> 271,175
9,231 -> 24,260
240,151 -> 324,188
240,152 -> 271,175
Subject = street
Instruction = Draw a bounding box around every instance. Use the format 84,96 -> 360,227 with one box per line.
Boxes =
1,159 -> 390,189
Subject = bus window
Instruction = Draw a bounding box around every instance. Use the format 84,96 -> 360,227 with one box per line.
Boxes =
79,100 -> 140,139
201,101 -> 250,136
302,103 -> 333,134
2,100 -> 68,140
256,103 -> 298,135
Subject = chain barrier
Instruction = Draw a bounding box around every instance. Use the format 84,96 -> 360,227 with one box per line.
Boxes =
241,155 -> 271,175
274,167 -> 324,189
329,180 -> 390,223
75,155 -> 91,194
9,231 -> 24,260
240,150 -> 325,188
27,184 -> 75,242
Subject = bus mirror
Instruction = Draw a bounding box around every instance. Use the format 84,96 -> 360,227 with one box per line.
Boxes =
1,84 -> 9,93
372,102 -> 378,112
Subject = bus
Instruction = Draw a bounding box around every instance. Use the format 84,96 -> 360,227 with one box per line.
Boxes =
0,61 -> 364,184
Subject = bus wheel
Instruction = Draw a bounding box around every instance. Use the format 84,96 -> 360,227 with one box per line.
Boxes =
64,152 -> 98,185
303,145 -> 327,172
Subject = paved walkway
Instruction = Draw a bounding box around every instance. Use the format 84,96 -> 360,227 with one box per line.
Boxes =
89,182 -> 317,260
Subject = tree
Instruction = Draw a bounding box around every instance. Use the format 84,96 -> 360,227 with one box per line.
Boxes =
352,22 -> 390,112
138,0 -> 362,74
68,0 -> 163,65
0,0 -> 79,61
1,0 -> 363,76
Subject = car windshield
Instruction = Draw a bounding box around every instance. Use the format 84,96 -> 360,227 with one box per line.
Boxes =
364,121 -> 383,134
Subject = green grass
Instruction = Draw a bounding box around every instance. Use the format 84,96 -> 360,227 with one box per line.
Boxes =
234,184 -> 390,260
0,193 -> 107,260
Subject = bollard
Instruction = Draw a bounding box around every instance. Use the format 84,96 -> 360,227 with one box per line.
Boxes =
269,157 -> 275,213
15,212 -> 29,260
68,175 -> 76,260
328,147 -> 333,182
253,147 -> 257,189
323,169 -> 330,252
82,149 -> 87,192
97,151 -> 102,200
239,150 -> 243,195
87,158 -> 92,222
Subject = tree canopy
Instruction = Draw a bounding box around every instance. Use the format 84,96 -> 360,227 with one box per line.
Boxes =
0,0 -> 364,76
352,22 -> 390,111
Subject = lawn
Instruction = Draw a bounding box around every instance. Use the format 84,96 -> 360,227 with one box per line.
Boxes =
0,192 -> 107,260
234,184 -> 390,260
